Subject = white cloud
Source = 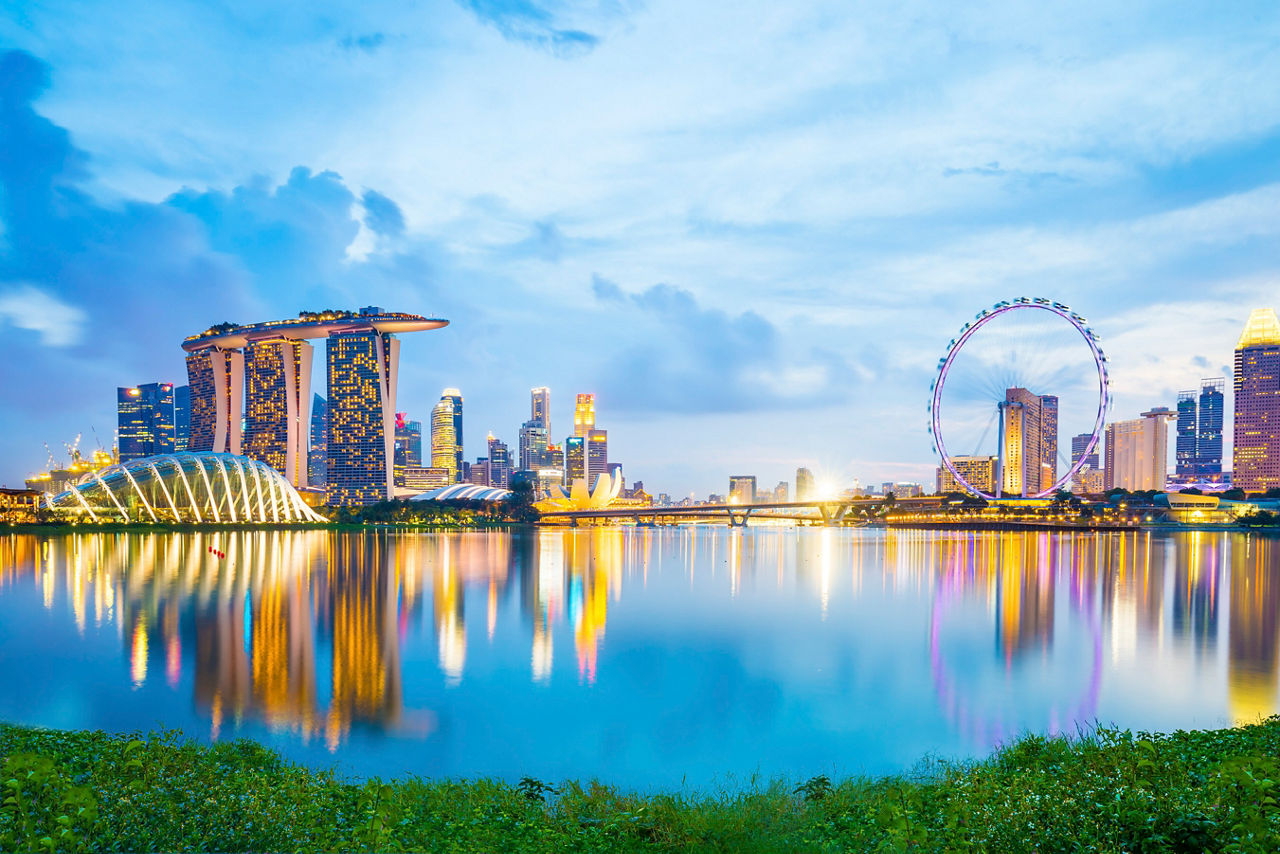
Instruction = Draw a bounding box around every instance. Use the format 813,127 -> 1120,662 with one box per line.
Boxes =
0,285 -> 87,348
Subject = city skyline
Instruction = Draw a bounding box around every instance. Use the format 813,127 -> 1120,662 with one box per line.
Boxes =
3,4 -> 1280,494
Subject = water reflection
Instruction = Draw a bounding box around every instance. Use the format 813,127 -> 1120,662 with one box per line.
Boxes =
1,528 -> 1279,782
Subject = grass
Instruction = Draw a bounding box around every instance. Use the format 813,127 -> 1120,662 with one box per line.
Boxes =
3,720 -> 1280,852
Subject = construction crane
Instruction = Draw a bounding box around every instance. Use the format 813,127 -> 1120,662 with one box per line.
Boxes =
63,433 -> 82,464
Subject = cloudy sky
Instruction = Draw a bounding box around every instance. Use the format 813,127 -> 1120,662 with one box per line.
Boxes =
1,1 -> 1278,495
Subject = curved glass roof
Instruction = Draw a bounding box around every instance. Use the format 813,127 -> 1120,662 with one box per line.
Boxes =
46,452 -> 325,523
410,484 -> 512,502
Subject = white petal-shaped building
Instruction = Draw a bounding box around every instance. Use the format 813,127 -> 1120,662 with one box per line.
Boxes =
410,484 -> 513,503
45,453 -> 326,523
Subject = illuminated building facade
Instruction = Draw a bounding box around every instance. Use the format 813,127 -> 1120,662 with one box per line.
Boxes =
443,388 -> 464,479
1235,309 -> 1280,492
586,429 -> 608,486
795,467 -> 815,501
518,420 -> 549,471
729,475 -> 756,504
117,382 -> 176,462
1104,408 -> 1173,491
937,455 -> 997,494
564,436 -> 585,485
182,309 -> 447,504
326,329 -> 400,506
431,395 -> 459,483
174,385 -> 190,452
185,347 -> 244,454
1039,395 -> 1059,490
999,387 -> 1044,496
531,387 -> 550,433
573,393 -> 595,436
243,338 -> 313,487
1178,378 -> 1227,478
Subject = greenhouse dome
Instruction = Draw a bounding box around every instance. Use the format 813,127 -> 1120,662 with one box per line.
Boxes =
45,453 -> 326,523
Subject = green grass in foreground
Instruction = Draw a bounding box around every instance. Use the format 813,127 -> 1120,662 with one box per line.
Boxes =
3,722 -> 1280,853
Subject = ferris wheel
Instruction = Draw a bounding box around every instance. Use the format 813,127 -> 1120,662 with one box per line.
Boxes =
928,298 -> 1110,500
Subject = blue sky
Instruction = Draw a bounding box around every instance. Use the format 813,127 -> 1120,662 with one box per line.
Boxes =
1,0 -> 1278,495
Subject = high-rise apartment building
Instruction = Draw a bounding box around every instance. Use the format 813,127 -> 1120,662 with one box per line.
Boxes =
564,436 -> 586,485
185,347 -> 244,454
586,429 -> 608,486
243,338 -> 313,487
431,395 -> 459,483
173,385 -> 190,452
1104,408 -> 1174,491
488,435 -> 511,487
326,328 -> 400,506
117,383 -> 176,461
443,388 -> 464,479
999,387 -> 1057,496
531,387 -> 550,432
729,476 -> 757,504
573,393 -> 595,437
795,467 -> 815,501
1071,432 -> 1100,468
1234,309 -> 1280,492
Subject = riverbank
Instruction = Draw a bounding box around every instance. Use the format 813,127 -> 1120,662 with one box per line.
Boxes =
3,721 -> 1278,852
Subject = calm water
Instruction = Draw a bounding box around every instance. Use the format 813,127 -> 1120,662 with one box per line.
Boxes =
0,527 -> 1274,789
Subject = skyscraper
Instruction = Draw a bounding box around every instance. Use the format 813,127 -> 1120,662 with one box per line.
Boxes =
1177,378 -> 1227,478
1039,395 -> 1058,490
1234,309 -> 1280,493
117,383 -> 176,461
518,420 -> 549,471
185,347 -> 244,454
487,435 -> 511,487
394,413 -> 422,488
174,385 -> 190,452
431,396 -> 459,483
443,388 -> 464,480
999,387 -> 1047,497
326,328 -> 400,506
573,393 -> 595,437
586,428 -> 608,486
795,467 -> 815,501
1070,433 -> 1100,468
1198,378 -> 1225,476
564,436 -> 585,485
531,387 -> 550,432
1104,408 -> 1174,491
243,338 -> 313,487
309,393 -> 327,488
1176,390 -> 1198,476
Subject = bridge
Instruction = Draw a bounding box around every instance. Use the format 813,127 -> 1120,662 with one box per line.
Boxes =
537,496 -> 942,527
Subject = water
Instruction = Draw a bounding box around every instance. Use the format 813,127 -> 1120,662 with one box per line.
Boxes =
0,527 -> 1274,790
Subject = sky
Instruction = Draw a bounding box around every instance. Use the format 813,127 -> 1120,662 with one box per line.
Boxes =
1,0 -> 1278,496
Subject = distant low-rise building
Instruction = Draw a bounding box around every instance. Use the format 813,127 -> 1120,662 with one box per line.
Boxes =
936,455 -> 997,494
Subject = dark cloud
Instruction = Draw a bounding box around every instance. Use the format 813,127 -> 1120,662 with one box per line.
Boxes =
456,0 -> 602,57
362,189 -> 406,238
594,281 -> 852,414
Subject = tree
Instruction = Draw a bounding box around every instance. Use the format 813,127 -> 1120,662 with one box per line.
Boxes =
1221,488 -> 1246,501
503,478 -> 540,523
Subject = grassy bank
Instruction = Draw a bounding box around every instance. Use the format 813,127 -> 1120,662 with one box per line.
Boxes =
3,722 -> 1280,852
